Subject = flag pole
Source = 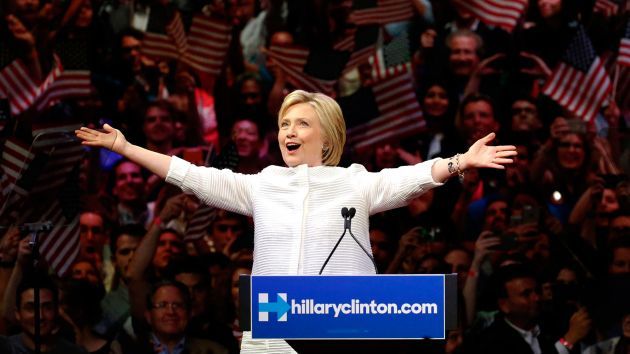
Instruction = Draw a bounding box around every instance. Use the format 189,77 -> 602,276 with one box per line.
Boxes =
612,62 -> 620,100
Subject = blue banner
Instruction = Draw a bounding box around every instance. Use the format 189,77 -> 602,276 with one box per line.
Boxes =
250,275 -> 445,339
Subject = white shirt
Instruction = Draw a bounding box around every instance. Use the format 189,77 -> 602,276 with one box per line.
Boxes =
504,318 -> 570,354
505,318 -> 543,354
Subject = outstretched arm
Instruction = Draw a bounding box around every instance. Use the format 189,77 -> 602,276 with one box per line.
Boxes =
431,133 -> 516,183
75,124 -> 172,179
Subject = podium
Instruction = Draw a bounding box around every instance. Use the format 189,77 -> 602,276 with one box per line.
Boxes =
240,274 -> 458,353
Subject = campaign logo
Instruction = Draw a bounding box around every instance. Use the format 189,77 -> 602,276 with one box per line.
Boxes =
258,293 -> 290,322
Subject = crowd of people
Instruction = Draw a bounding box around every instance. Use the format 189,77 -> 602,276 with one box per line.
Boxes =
0,0 -> 629,353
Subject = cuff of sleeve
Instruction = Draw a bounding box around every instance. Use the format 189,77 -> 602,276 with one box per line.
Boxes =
165,156 -> 192,186
423,158 -> 445,187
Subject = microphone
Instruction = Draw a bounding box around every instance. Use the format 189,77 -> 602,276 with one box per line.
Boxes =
319,207 -> 379,275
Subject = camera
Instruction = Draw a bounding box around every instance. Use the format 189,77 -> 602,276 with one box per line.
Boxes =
488,231 -> 518,251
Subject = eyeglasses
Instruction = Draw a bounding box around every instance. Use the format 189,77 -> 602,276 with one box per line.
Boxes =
152,301 -> 186,311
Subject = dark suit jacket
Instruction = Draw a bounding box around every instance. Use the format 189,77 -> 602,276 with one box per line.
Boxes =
467,317 -> 559,354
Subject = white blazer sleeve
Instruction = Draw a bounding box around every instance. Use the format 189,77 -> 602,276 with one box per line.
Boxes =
355,158 -> 444,215
165,156 -> 255,216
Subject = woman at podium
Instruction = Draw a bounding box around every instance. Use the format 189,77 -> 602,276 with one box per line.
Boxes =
76,90 -> 516,353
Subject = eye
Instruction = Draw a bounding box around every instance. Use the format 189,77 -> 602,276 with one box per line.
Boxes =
299,120 -> 309,127
280,121 -> 289,128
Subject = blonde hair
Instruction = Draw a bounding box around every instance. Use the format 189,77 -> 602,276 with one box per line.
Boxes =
278,90 -> 346,166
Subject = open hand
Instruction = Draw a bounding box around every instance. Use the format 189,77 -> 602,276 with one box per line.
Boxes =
6,15 -> 35,47
75,124 -> 128,154
464,133 -> 517,170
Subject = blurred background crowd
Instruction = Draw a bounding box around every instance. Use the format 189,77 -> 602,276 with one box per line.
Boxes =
0,0 -> 629,353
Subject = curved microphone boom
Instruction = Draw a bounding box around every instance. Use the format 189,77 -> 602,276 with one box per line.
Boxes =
319,207 -> 379,275
345,208 -> 379,274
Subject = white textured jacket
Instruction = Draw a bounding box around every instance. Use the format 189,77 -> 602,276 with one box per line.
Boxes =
166,156 -> 443,276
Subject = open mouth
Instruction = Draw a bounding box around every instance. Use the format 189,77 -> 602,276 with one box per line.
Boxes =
286,143 -> 301,152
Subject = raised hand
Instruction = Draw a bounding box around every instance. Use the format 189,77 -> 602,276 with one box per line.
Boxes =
75,124 -> 128,154
6,15 -> 35,47
464,133 -> 517,170
519,51 -> 552,78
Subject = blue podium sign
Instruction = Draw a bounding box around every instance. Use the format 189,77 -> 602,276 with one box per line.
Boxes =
249,275 -> 446,339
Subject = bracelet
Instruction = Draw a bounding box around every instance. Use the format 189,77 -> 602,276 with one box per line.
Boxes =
467,269 -> 478,278
559,337 -> 574,350
448,154 -> 465,182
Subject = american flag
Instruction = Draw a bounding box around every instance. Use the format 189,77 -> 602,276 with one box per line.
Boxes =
184,205 -> 215,241
370,31 -> 412,81
542,26 -> 612,122
452,0 -> 528,33
348,0 -> 415,26
593,0 -> 620,17
266,45 -> 348,94
184,14 -> 231,75
140,17 -> 180,61
619,20 -> 630,67
0,58 -> 62,115
340,71 -> 425,151
34,71 -> 94,111
0,138 -> 34,217
166,12 -> 188,54
141,12 -> 232,76
36,200 -> 80,276
334,26 -> 380,73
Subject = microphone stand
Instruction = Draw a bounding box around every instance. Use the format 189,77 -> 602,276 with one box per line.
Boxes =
23,222 -> 52,354
319,208 -> 350,275
345,208 -> 379,274
319,208 -> 379,275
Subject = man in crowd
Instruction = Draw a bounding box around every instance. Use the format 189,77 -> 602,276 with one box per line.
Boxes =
468,264 -> 592,354
142,281 -> 227,354
8,274 -> 85,354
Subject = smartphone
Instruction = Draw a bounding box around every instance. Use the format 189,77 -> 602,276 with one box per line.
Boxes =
488,232 -> 518,251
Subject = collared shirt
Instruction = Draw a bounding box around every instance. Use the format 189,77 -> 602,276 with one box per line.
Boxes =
444,19 -> 481,33
504,318 -> 570,354
151,333 -> 185,354
504,318 -> 542,354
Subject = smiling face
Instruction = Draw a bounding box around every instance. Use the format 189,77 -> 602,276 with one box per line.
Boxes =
232,120 -> 260,158
278,103 -> 326,167
423,85 -> 449,117
146,285 -> 189,338
448,35 -> 480,77
556,133 -> 585,170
